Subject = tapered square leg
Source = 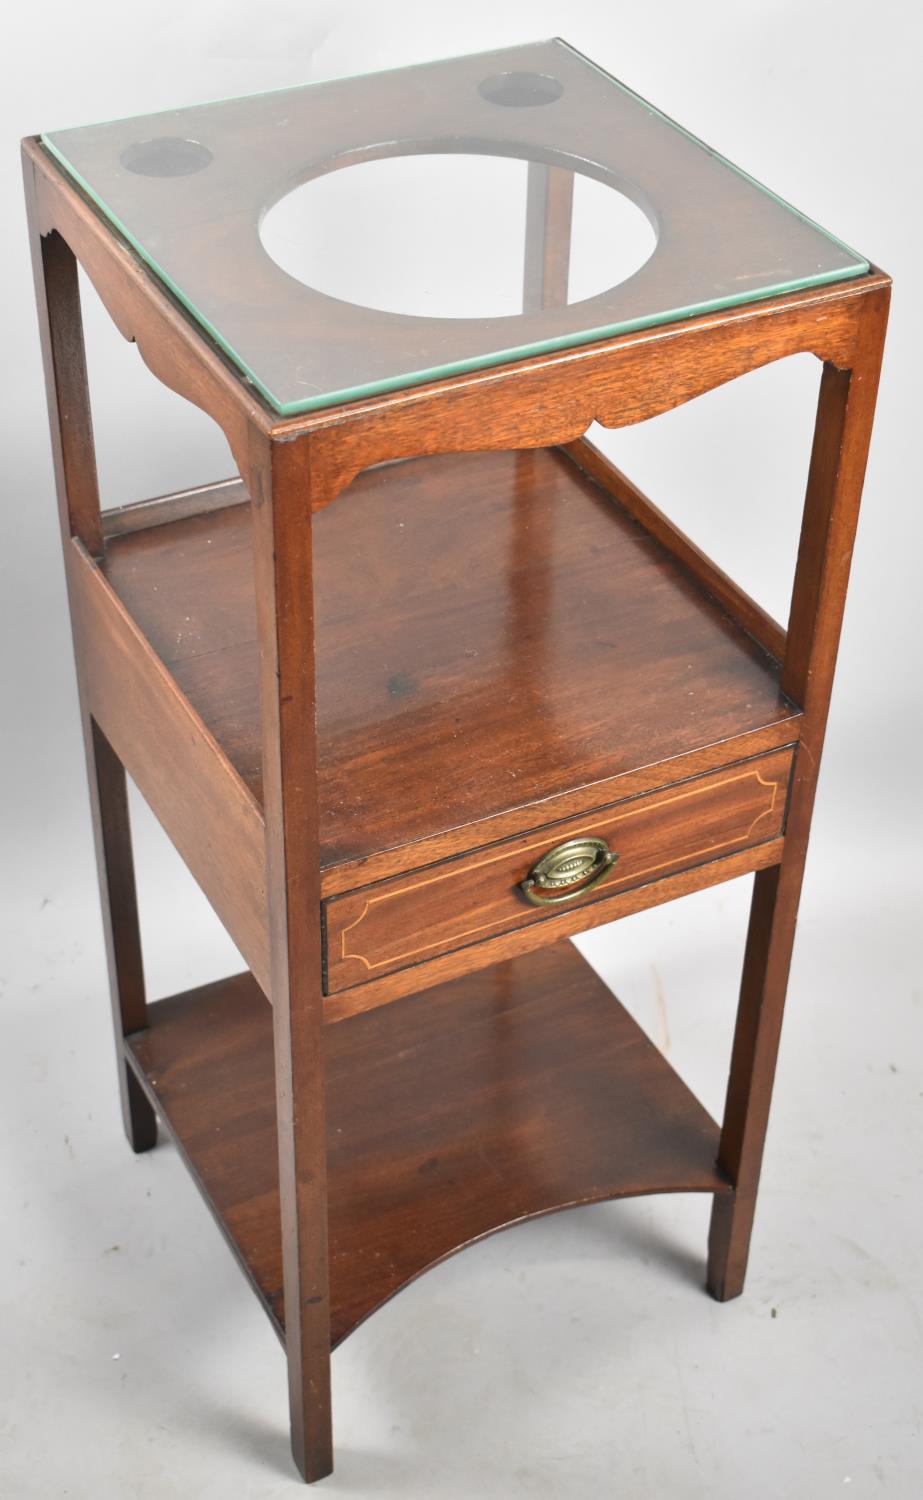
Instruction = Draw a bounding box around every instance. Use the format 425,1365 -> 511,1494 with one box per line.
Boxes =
24,159 -> 156,1155
708,291 -> 889,1302
88,720 -> 157,1154
253,438 -> 333,1482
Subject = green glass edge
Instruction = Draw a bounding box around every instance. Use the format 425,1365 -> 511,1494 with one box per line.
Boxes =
41,38 -> 871,418
40,134 -> 285,410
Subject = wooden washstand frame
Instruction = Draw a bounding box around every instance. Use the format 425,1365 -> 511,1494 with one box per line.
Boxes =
24,133 -> 889,1483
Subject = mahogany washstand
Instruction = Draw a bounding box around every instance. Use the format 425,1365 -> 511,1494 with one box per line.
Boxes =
25,39 -> 889,1483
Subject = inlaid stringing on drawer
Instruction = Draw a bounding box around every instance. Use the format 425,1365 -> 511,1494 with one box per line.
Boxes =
323,746 -> 793,994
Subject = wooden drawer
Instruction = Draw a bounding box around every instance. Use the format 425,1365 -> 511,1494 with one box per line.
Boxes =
323,747 -> 793,994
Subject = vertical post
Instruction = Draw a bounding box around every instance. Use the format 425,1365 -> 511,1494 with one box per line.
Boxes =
23,148 -> 156,1152
523,161 -> 574,313
250,433 -> 332,1482
707,287 -> 890,1300
89,721 -> 155,1150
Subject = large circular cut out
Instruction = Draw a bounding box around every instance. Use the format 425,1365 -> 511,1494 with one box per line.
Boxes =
259,153 -> 656,320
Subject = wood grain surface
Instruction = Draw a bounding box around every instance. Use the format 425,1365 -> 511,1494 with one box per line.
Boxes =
102,448 -> 801,890
126,944 -> 732,1349
325,746 -> 792,993
69,539 -> 271,992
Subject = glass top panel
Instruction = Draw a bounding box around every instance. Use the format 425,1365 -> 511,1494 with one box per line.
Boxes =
42,39 -> 868,416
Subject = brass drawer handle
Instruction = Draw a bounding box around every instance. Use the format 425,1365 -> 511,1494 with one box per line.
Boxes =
520,836 -> 618,907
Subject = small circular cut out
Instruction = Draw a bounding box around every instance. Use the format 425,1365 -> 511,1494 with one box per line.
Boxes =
478,72 -> 564,107
120,137 -> 213,177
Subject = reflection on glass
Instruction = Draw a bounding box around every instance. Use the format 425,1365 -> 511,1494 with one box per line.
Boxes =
259,154 -> 656,319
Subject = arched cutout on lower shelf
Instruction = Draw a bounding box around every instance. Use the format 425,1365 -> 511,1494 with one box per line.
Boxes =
126,943 -> 731,1350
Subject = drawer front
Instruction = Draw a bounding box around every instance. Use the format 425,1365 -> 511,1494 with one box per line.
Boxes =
324,747 -> 792,994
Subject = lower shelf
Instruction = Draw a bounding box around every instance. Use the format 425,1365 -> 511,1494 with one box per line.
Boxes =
125,942 -> 731,1348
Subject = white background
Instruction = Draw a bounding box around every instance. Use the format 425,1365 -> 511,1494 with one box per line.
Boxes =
2,3 -> 921,1497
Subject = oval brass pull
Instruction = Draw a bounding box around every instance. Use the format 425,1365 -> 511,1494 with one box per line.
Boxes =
520,835 -> 618,907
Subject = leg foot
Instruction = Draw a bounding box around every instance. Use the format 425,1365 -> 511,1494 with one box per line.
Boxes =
706,1193 -> 752,1302
122,1064 -> 158,1154
291,1432 -> 334,1485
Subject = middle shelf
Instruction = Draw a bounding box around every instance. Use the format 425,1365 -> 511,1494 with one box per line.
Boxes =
100,444 -> 799,884
77,442 -> 800,1007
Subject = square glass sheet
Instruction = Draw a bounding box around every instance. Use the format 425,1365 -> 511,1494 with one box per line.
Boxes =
42,39 -> 869,415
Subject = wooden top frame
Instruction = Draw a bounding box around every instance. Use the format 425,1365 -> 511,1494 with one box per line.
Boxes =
39,40 -> 867,416
25,133 -> 889,514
